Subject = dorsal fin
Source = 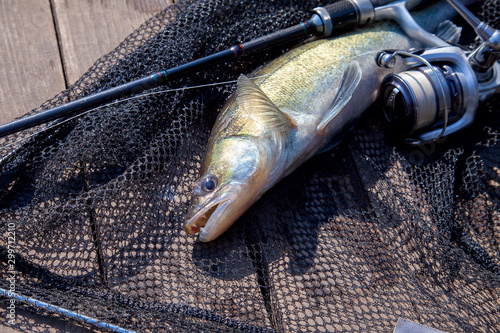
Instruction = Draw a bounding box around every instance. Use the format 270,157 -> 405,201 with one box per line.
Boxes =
435,20 -> 462,44
316,61 -> 362,134
236,75 -> 297,132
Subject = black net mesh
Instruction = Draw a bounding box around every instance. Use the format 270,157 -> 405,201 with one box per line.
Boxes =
0,0 -> 499,332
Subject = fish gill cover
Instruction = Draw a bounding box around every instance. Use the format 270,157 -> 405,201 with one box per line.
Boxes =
0,0 -> 499,332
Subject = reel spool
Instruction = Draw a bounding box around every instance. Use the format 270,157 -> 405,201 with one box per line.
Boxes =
377,47 -> 479,144
381,63 -> 463,135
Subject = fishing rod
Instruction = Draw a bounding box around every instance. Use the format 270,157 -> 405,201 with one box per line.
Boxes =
0,287 -> 136,333
0,0 -> 427,138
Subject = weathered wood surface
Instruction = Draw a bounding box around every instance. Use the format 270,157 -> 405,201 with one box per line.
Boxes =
0,0 -> 173,126
0,1 -> 173,331
52,0 -> 173,86
0,0 -> 65,124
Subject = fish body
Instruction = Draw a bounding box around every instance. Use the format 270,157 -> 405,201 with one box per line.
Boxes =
185,1 -> 461,242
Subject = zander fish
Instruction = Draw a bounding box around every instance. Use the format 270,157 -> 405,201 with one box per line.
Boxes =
184,1 -> 463,241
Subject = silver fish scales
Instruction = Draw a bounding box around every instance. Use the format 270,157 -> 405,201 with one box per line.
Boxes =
185,1 -> 462,241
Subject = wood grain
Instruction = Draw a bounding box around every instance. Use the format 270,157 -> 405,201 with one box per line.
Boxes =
0,1 -> 175,331
51,0 -> 173,86
0,0 -> 173,127
0,0 -> 65,124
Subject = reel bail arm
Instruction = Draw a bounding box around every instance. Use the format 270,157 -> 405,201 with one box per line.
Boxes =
376,0 -> 500,145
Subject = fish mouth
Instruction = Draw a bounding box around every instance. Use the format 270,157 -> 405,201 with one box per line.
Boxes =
184,193 -> 235,236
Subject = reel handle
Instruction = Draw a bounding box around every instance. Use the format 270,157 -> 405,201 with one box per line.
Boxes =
446,0 -> 500,77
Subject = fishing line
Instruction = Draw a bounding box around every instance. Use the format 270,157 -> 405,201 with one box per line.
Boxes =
2,0 -> 414,139
0,51 -> 380,153
0,75 -> 270,152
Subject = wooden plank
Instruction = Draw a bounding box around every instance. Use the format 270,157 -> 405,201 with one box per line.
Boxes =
0,0 -> 65,124
51,0 -> 174,86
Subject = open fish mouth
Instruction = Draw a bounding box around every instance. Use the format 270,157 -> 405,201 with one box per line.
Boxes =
184,194 -> 235,235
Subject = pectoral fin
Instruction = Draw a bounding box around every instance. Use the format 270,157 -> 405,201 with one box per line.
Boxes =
236,75 -> 297,132
316,61 -> 362,134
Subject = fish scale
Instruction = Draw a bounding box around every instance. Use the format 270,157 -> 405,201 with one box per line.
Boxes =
185,1 -> 464,242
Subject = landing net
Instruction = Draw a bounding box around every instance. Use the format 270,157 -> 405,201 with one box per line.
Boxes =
0,0 -> 499,331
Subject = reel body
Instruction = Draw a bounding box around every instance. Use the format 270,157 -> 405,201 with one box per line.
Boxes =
378,47 -> 480,143
373,0 -> 500,145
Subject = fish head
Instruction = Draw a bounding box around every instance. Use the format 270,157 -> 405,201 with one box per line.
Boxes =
185,136 -> 265,242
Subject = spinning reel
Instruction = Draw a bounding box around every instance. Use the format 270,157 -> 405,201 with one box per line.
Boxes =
377,0 -> 500,144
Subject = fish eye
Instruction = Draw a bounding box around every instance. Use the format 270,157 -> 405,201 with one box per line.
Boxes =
201,175 -> 218,192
